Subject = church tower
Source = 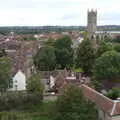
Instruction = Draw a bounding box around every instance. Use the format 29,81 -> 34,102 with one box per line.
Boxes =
87,9 -> 97,35
87,9 -> 97,48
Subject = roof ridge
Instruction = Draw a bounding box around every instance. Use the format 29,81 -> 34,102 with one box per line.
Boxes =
81,84 -> 113,102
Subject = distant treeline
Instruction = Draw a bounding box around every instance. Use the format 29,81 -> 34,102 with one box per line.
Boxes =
0,25 -> 120,35
0,26 -> 85,35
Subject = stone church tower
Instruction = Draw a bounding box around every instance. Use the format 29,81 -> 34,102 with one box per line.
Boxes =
87,9 -> 97,35
87,9 -> 97,47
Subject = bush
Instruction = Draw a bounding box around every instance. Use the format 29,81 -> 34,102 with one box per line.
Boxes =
91,78 -> 102,92
105,88 -> 120,100
114,44 -> 120,52
0,92 -> 43,111
52,85 -> 98,120
0,112 -> 31,120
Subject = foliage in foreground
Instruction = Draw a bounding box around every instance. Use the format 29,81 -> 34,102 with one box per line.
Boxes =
0,92 -> 42,111
52,85 -> 98,120
0,112 -> 49,120
0,101 -> 55,120
0,112 -> 31,120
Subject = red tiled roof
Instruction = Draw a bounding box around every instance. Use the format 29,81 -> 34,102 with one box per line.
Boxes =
81,84 -> 120,116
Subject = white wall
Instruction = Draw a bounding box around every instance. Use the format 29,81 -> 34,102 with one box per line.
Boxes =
98,108 -> 112,120
112,116 -> 120,120
10,70 -> 26,91
50,76 -> 55,89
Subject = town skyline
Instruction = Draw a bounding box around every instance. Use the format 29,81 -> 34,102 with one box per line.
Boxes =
0,0 -> 120,26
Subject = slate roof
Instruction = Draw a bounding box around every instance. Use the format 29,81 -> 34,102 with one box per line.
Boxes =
7,41 -> 38,76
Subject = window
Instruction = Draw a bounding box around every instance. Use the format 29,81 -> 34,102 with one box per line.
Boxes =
15,85 -> 18,90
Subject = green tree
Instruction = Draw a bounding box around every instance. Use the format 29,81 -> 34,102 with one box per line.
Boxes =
104,35 -> 112,42
105,88 -> 120,100
114,44 -> 120,52
54,35 -> 73,69
96,41 -> 113,58
45,38 -> 55,47
113,35 -> 120,43
53,85 -> 98,120
0,57 -> 12,92
93,51 -> 120,80
0,49 -> 7,57
34,46 -> 56,71
26,73 -> 44,94
76,39 -> 95,73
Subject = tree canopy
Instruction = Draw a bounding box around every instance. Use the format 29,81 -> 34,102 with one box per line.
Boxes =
114,44 -> 120,52
54,36 -> 73,69
34,46 -> 56,71
76,39 -> 95,73
96,41 -> 113,58
93,51 -> 120,80
53,85 -> 98,120
0,57 -> 12,92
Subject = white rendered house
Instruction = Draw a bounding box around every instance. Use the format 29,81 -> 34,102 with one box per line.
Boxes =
10,70 -> 26,91
50,76 -> 55,89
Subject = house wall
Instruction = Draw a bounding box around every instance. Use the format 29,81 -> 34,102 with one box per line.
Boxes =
98,109 -> 111,120
50,76 -> 55,89
10,71 -> 26,91
43,94 -> 58,101
105,114 -> 111,120
98,109 -> 105,120
111,116 -> 120,120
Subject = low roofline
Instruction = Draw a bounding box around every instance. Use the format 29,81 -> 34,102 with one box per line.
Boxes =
81,84 -> 120,116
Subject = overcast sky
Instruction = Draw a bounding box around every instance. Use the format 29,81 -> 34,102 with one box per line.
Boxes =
0,0 -> 120,26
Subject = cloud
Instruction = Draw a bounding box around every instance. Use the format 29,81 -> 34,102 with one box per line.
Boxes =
0,0 -> 120,26
60,14 -> 79,20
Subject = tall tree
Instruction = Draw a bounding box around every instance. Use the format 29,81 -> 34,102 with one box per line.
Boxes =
34,46 -> 56,71
76,39 -> 95,73
53,85 -> 98,120
96,41 -> 113,58
54,35 -> 73,69
0,57 -> 12,92
93,51 -> 120,80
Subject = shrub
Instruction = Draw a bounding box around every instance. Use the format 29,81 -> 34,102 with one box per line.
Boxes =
0,92 -> 43,111
0,112 -> 32,120
105,88 -> 120,100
